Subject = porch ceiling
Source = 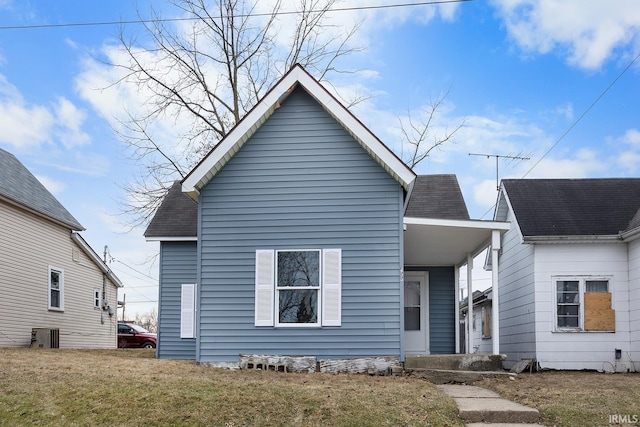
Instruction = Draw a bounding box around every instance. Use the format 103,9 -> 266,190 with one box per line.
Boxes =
403,217 -> 510,267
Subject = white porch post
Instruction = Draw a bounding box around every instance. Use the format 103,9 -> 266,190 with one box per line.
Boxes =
466,253 -> 473,354
491,229 -> 501,355
454,266 -> 460,353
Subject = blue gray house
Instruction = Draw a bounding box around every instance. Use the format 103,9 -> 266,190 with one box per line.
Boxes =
144,65 -> 508,371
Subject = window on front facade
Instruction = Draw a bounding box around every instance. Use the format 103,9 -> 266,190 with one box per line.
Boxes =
277,250 -> 320,325
49,267 -> 64,311
255,249 -> 341,327
554,277 -> 614,331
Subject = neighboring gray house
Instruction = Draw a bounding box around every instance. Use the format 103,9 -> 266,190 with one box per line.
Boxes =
145,65 -> 508,369
0,148 -> 122,348
493,178 -> 640,371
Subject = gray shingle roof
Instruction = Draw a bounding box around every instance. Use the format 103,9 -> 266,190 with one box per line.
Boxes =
0,148 -> 83,230
145,174 -> 470,239
405,174 -> 470,220
144,181 -> 198,238
503,178 -> 640,237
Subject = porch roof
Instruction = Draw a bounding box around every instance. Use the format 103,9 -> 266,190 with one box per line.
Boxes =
403,217 -> 509,267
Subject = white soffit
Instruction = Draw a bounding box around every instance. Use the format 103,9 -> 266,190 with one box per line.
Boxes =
403,217 -> 510,267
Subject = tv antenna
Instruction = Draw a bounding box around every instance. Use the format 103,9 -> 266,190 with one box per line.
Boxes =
468,152 -> 530,191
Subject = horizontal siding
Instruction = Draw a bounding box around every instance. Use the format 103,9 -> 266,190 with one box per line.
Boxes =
157,241 -> 197,359
497,205 -> 536,367
198,87 -> 403,362
0,201 -> 118,348
534,243 -> 632,370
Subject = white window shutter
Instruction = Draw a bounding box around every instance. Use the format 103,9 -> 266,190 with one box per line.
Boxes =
255,250 -> 275,326
322,249 -> 342,326
180,284 -> 196,339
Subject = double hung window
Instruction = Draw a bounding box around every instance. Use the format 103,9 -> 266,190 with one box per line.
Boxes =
255,249 -> 341,327
554,277 -> 614,331
48,267 -> 64,311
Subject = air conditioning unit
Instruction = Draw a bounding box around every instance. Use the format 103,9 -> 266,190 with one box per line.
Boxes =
31,328 -> 60,349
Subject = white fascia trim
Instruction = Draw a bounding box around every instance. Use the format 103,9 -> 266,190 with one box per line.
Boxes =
403,216 -> 510,231
523,235 -> 623,243
182,65 -> 416,198
145,236 -> 198,242
70,232 -> 123,287
620,226 -> 640,241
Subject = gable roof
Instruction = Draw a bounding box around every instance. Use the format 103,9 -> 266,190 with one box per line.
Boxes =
502,178 -> 640,238
0,148 -> 83,230
405,174 -> 469,220
182,64 -> 416,199
144,181 -> 198,240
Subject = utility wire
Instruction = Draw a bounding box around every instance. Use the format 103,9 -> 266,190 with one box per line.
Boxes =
0,0 -> 473,31
521,49 -> 640,179
479,49 -> 640,219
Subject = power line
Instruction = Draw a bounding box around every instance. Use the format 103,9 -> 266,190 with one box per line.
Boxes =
478,49 -> 640,219
0,0 -> 473,31
522,49 -> 640,179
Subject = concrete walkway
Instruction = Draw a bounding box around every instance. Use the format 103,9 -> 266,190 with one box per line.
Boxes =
437,384 -> 545,426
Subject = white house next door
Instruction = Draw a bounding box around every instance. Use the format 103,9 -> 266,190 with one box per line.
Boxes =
403,272 -> 429,354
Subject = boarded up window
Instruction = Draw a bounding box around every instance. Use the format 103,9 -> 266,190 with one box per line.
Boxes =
482,307 -> 491,338
584,291 -> 615,331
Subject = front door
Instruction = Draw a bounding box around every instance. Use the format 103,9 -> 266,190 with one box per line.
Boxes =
403,272 -> 429,354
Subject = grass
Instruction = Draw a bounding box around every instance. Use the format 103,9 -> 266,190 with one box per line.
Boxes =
0,348 -> 462,426
479,370 -> 640,427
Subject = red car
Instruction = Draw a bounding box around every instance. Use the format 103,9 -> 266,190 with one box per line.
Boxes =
118,322 -> 157,348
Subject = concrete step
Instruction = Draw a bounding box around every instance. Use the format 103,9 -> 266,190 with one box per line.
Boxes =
405,354 -> 505,371
407,368 -> 515,384
438,384 -> 540,425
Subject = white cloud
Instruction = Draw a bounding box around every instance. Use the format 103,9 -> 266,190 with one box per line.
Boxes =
34,174 -> 66,194
54,97 -> 91,148
0,74 -> 94,151
491,0 -> 640,69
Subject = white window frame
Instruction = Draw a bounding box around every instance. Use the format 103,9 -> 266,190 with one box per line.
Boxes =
552,276 -> 611,332
255,248 -> 341,328
48,266 -> 64,311
93,288 -> 102,309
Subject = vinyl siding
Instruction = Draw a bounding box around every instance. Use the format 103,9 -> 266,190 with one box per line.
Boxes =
497,205 -> 536,368
157,241 -> 198,359
534,243 -> 632,371
0,200 -> 118,348
630,239 -> 640,360
197,87 -> 404,363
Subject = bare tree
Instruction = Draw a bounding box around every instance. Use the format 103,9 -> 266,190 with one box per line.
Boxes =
112,0 -> 363,226
133,308 -> 158,333
398,90 -> 466,170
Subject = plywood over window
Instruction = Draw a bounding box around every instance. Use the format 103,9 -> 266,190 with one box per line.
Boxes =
584,292 -> 615,331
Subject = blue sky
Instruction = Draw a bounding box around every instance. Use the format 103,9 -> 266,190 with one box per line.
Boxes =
1,1 -> 639,316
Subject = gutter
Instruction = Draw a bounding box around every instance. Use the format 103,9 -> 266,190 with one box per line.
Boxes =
523,234 -> 622,243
